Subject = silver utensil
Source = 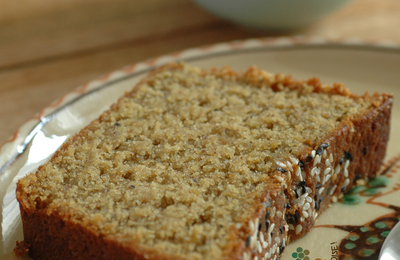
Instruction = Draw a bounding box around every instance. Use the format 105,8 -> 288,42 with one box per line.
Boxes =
380,221 -> 400,260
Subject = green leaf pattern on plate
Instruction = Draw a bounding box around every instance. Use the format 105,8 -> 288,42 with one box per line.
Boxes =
340,176 -> 388,205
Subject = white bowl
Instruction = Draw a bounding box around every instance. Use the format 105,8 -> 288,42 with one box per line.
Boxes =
191,0 -> 354,31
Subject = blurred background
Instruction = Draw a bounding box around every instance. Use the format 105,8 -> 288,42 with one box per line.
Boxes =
1,0 -> 400,145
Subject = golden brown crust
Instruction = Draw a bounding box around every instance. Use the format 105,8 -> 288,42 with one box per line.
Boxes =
15,63 -> 393,260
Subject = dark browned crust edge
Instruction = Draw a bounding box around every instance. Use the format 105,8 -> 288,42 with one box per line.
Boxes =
16,207 -> 183,260
285,93 -> 393,242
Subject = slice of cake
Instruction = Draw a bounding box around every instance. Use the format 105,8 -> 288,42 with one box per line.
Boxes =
15,63 -> 392,260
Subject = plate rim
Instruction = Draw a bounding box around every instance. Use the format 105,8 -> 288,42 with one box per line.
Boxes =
1,36 -> 400,176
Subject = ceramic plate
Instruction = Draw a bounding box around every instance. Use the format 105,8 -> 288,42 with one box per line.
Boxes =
1,37 -> 400,260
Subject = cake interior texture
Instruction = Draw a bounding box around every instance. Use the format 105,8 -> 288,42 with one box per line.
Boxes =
16,63 -> 392,260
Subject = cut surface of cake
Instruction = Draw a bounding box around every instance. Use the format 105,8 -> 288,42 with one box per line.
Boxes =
15,63 -> 392,260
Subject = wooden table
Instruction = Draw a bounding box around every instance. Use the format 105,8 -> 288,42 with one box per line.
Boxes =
1,0 -> 400,145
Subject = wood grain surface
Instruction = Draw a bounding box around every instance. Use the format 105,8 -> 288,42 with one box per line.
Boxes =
1,0 -> 400,145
